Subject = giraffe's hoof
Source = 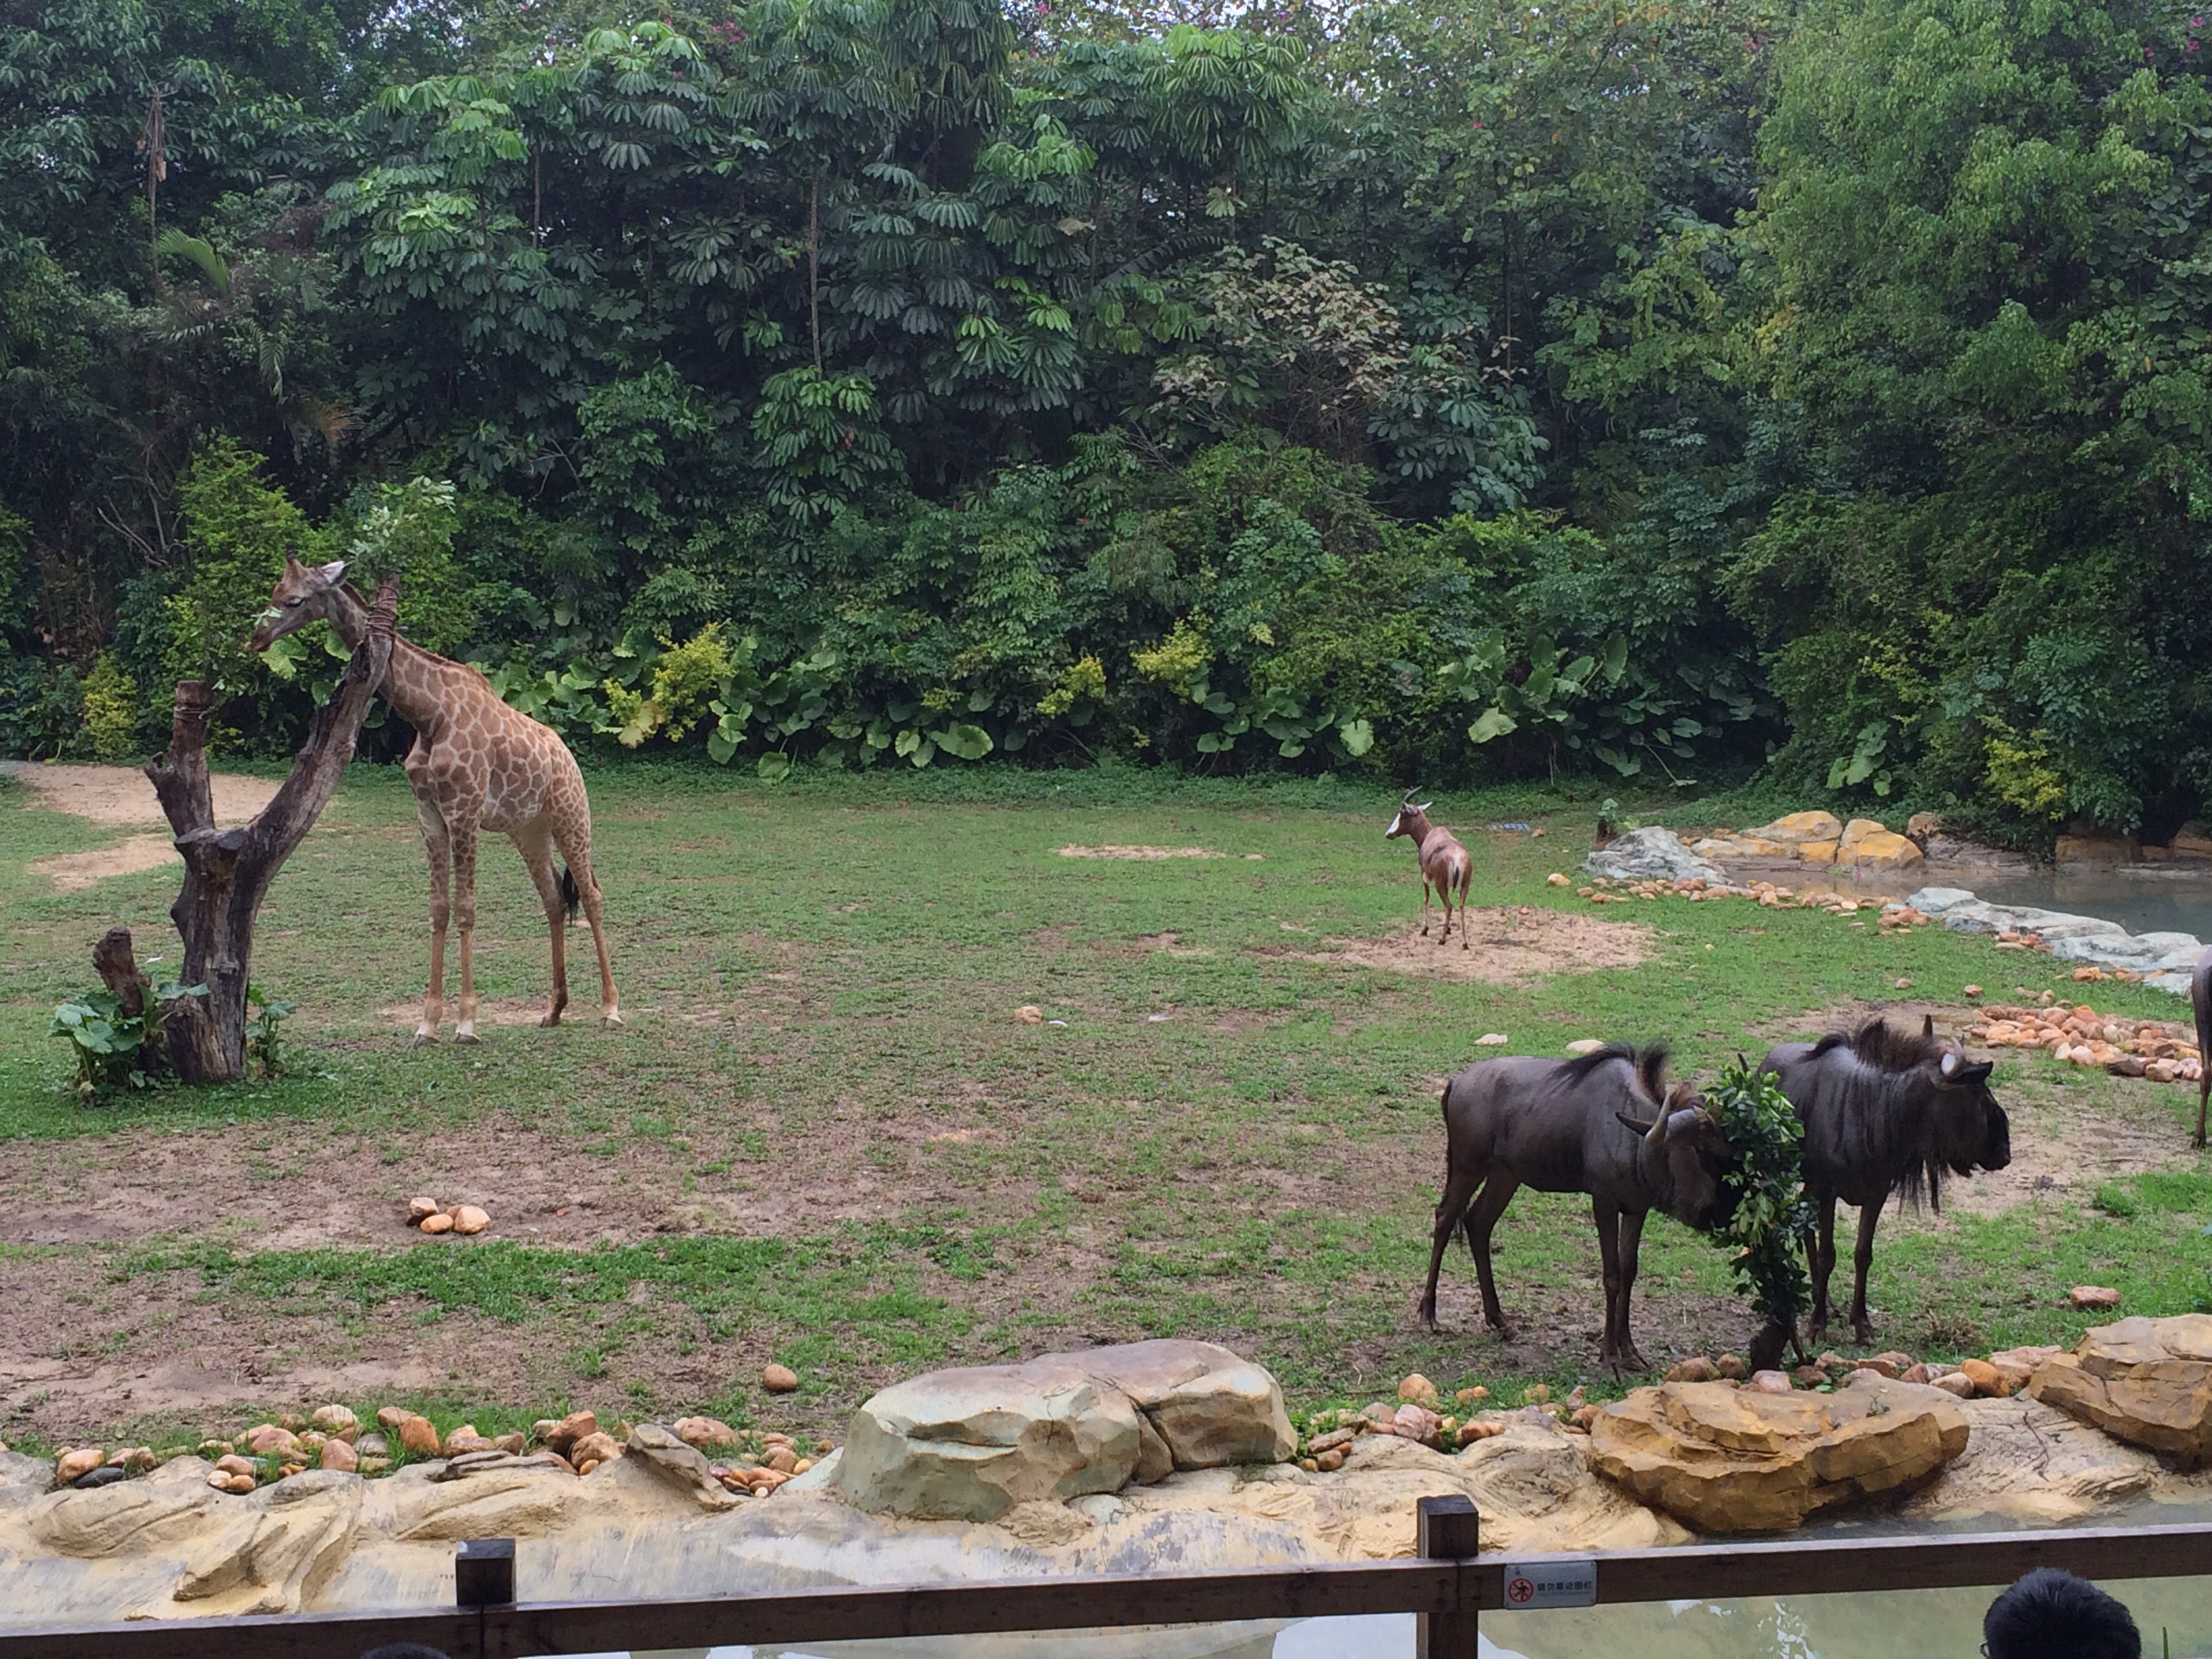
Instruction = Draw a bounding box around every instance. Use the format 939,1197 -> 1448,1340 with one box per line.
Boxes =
602,1008 -> 625,1027
454,1027 -> 480,1045
539,1012 -> 563,1029
411,1030 -> 437,1048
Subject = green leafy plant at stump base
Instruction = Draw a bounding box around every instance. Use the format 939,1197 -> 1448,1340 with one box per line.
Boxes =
1710,1054 -> 1814,1370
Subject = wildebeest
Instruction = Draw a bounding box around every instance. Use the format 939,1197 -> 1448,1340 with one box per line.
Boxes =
1385,789 -> 1473,949
1761,1015 -> 2010,1345
2194,945 -> 2211,1149
1418,1045 -> 1737,1372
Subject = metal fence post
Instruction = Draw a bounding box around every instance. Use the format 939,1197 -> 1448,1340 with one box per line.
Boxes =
457,1538 -> 516,1608
1417,1495 -> 1481,1659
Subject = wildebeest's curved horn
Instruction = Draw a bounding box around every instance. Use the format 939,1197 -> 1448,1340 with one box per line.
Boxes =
1617,1111 -> 1664,1144
1923,1012 -> 1937,1039
1940,1049 -> 1959,1077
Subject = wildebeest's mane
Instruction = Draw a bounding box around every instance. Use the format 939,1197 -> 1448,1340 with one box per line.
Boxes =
1808,1017 -> 1944,1075
1805,1017 -> 1950,1209
1561,1042 -> 1669,1106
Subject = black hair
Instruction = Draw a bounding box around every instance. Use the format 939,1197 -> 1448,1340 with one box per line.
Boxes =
1984,1569 -> 2140,1659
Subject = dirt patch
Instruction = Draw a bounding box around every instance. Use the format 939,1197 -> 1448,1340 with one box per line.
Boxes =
1,761 -> 280,827
30,833 -> 180,890
1058,844 -> 1226,860
1270,909 -> 1654,984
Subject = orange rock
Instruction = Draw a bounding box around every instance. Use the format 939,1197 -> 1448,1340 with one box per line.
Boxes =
544,1410 -> 597,1454
451,1205 -> 491,1235
762,1364 -> 800,1393
419,1212 -> 455,1235
320,1439 -> 358,1473
397,1416 -> 441,1456
1958,1357 -> 2011,1397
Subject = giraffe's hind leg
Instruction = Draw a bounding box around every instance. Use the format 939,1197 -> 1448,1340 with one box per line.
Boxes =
514,819 -> 570,1028
547,785 -> 618,1025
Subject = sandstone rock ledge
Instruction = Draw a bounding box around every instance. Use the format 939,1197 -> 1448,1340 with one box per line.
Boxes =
1589,1377 -> 1969,1534
2028,1315 -> 2212,1466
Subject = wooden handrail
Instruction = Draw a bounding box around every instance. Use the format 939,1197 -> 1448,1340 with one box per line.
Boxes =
5,1517 -> 2210,1658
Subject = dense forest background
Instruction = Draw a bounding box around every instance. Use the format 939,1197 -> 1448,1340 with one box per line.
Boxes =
2,0 -> 2208,842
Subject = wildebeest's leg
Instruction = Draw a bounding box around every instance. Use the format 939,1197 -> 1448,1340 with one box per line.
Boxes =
2198,1066 -> 2209,1151
1616,1209 -> 1649,1372
1807,1194 -> 1838,1341
1418,1157 -> 1487,1331
1849,1195 -> 1884,1346
1465,1171 -> 1523,1332
1593,1197 -> 1624,1369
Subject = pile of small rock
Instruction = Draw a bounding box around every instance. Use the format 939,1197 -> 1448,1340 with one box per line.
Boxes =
35,1364 -> 817,1494
1556,874 -> 1943,920
1967,1004 -> 2204,1082
407,1196 -> 491,1236
1664,1342 -> 2085,1399
667,1415 -> 825,1496
1295,1374 -> 1606,1471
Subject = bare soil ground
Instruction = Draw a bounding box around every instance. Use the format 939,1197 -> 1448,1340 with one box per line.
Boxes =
2,761 -> 281,827
1269,909 -> 1654,984
30,834 -> 182,890
1057,844 -> 1234,859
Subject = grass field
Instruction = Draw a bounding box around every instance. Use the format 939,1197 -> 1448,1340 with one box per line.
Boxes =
2,759 -> 2207,1456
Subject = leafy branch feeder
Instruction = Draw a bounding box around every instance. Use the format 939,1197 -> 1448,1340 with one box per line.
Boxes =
94,576 -> 398,1086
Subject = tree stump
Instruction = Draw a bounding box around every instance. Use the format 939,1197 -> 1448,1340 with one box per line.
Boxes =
138,577 -> 397,1084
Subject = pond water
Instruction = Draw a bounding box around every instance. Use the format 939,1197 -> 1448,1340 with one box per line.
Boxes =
595,1574 -> 2212,1659
1951,864 -> 2212,944
1797,859 -> 2212,943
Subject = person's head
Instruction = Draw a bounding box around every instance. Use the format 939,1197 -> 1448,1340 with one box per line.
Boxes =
1984,1569 -> 2140,1659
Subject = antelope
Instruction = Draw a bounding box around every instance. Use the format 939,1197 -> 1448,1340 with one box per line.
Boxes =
1385,789 -> 1473,948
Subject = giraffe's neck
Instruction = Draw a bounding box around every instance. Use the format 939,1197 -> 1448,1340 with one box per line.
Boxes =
323,586 -> 459,738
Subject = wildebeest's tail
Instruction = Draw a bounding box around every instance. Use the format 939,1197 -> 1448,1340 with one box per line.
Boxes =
560,865 -> 581,922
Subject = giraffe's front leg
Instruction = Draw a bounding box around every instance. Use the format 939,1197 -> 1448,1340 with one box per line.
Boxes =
414,797 -> 452,1048
449,813 -> 483,1043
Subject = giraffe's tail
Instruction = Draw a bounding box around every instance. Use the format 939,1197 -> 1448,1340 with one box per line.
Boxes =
560,866 -> 581,923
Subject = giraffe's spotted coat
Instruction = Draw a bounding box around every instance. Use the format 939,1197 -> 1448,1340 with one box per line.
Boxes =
249,558 -> 619,1042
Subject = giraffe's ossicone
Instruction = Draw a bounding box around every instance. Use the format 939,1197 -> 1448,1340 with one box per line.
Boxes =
251,556 -> 619,1044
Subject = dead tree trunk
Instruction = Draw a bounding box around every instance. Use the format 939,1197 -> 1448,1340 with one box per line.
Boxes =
141,577 -> 397,1084
92,926 -> 150,1023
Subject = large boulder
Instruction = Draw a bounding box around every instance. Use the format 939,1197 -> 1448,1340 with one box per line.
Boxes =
2028,1315 -> 2212,1467
1582,827 -> 1723,884
1587,1378 -> 1969,1533
835,1341 -> 1295,1521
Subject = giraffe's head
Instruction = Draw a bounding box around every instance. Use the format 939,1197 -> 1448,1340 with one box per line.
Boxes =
249,556 -> 349,653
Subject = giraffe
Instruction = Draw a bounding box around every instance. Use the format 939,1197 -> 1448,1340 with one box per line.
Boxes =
249,556 -> 619,1043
